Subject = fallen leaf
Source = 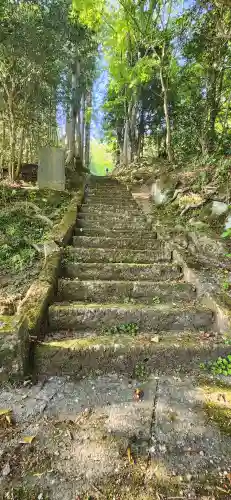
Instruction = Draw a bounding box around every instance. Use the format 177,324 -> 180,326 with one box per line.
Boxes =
0,409 -> 13,427
67,429 -> 74,440
216,486 -> 229,493
127,446 -> 135,464
0,409 -> 11,416
151,335 -> 159,343
20,435 -> 36,444
1,462 -> 10,477
133,388 -> 144,401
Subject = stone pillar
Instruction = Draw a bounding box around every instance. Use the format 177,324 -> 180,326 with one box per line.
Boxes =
38,147 -> 65,191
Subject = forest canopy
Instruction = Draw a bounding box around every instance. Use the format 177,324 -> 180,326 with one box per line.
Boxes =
1,0 -> 231,177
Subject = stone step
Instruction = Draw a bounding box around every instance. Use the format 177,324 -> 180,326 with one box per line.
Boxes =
87,188 -> 130,194
76,219 -> 147,230
73,235 -> 158,248
86,193 -> 131,199
74,228 -> 154,237
62,262 -> 181,281
48,302 -> 214,332
85,200 -> 134,206
84,193 -> 135,200
83,200 -> 138,209
64,246 -> 171,263
80,205 -> 141,215
36,330 -> 227,378
57,279 -> 196,304
77,212 -> 146,222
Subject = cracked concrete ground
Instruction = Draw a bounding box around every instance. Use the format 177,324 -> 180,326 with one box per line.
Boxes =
1,373 -> 231,499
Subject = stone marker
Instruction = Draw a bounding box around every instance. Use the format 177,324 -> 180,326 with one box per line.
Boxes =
38,147 -> 65,191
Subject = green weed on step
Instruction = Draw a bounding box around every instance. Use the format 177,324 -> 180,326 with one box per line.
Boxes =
103,322 -> 139,336
200,355 -> 231,376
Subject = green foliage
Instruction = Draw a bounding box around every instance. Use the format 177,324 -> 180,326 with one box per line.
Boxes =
0,0 -> 98,177
103,322 -> 139,336
0,187 -> 71,272
152,296 -> 161,304
222,229 -> 231,239
222,280 -> 230,291
72,0 -> 105,29
200,355 -> 231,376
101,0 -> 231,163
134,361 -> 148,381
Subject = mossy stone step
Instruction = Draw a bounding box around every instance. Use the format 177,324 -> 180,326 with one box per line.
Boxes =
76,219 -> 147,230
77,212 -> 146,222
36,331 -> 228,378
85,199 -> 134,206
48,302 -> 214,332
73,235 -> 158,249
83,201 -> 138,208
74,227 -> 154,237
86,193 -> 132,198
87,188 -> 130,194
74,225 -> 157,237
57,279 -> 196,304
62,262 -> 181,281
64,246 -> 171,263
80,205 -> 141,215
84,193 -> 135,199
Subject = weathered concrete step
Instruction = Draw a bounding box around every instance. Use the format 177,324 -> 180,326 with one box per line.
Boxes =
78,212 -> 146,223
48,302 -> 214,332
87,188 -> 130,194
64,246 -> 171,263
57,279 -> 196,304
86,193 -> 132,199
73,235 -> 158,249
76,218 -> 147,230
85,199 -> 134,206
62,262 -> 181,281
84,193 -> 135,200
74,228 -> 155,238
36,331 -> 227,378
83,201 -> 138,209
80,205 -> 141,215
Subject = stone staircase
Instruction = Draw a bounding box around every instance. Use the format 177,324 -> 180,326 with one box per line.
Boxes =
36,177 -> 216,377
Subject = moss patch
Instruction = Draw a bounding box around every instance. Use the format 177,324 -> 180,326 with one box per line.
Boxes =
0,315 -> 16,334
204,402 -> 231,436
3,486 -> 50,500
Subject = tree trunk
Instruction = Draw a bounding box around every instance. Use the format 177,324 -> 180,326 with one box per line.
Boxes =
85,89 -> 92,169
81,93 -> 86,164
137,107 -> 144,159
122,118 -> 130,165
15,127 -> 25,178
122,101 -> 132,165
0,116 -> 5,177
9,120 -> 16,180
66,57 -> 80,166
76,107 -> 82,159
129,101 -> 137,161
159,44 -> 173,162
24,137 -> 29,163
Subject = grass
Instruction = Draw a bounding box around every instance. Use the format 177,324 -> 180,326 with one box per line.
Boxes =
204,402 -> 231,436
